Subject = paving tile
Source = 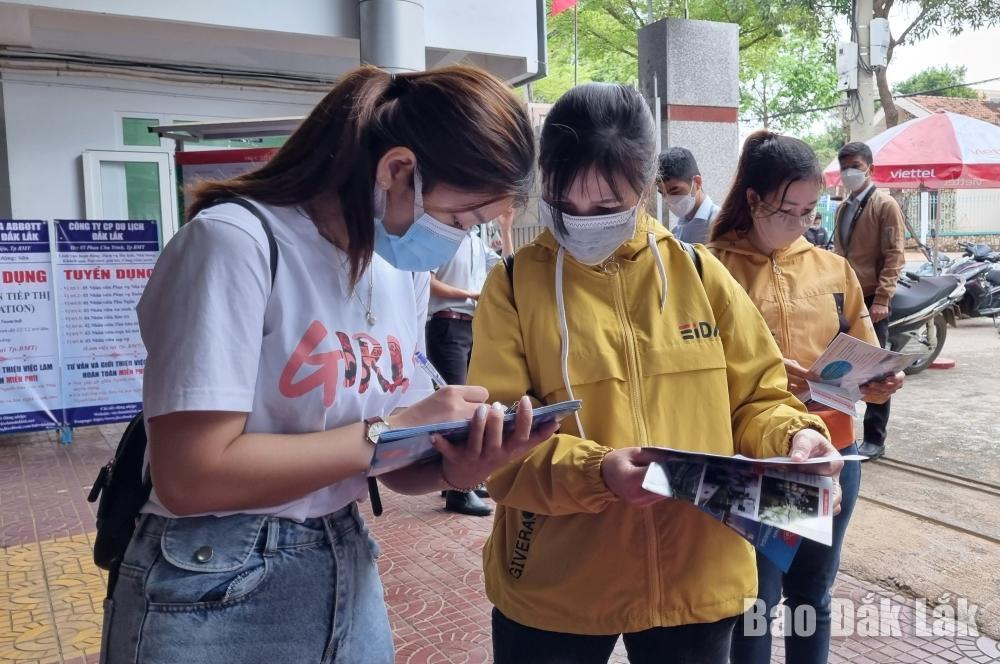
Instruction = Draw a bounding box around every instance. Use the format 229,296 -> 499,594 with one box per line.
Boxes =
3,425 -> 1000,664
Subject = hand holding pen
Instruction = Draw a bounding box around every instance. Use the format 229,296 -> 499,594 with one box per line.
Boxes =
414,351 -> 520,413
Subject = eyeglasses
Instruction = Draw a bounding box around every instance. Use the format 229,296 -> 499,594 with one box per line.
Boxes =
756,201 -> 814,227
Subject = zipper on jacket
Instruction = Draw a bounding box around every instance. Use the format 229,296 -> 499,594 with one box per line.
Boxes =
609,261 -> 662,625
770,257 -> 791,355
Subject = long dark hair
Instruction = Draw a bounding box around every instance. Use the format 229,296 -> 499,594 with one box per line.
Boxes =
710,130 -> 822,240
538,83 -> 657,235
189,65 -> 535,283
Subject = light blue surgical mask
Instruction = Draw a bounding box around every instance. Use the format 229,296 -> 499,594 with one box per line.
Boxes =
373,167 -> 468,271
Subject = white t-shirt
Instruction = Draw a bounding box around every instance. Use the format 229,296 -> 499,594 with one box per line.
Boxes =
137,200 -> 433,520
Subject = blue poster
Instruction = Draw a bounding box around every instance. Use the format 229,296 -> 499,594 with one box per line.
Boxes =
55,220 -> 158,427
0,221 -> 61,433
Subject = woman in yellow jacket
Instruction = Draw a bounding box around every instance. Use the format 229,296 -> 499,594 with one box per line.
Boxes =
709,131 -> 904,664
467,85 -> 843,664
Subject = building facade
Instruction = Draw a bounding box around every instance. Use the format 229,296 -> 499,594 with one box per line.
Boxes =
0,0 -> 545,245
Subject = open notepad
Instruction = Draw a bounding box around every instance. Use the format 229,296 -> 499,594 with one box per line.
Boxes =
368,400 -> 582,477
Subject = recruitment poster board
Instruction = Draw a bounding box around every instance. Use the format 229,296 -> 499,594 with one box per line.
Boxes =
176,148 -> 277,218
55,220 -> 159,427
0,220 -> 61,433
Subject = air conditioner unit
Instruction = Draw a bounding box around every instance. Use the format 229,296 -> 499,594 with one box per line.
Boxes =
837,41 -> 859,91
870,18 -> 890,68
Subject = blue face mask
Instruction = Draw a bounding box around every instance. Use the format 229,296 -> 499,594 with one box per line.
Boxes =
373,168 -> 468,271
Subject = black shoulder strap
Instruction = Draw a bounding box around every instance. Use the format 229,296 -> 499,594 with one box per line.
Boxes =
504,253 -> 515,286
680,241 -> 704,281
213,197 -> 279,287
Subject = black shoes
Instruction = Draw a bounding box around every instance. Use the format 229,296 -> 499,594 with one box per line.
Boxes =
444,489 -> 493,517
858,441 -> 885,461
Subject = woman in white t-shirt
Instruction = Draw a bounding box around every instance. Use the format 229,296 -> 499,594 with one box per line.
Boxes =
100,65 -> 552,664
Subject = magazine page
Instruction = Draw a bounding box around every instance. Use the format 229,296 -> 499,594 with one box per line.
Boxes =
642,461 -> 802,570
641,449 -> 839,546
808,332 -> 923,388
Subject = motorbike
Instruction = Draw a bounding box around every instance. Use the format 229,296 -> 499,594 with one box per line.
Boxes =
912,241 -> 996,279
887,273 -> 966,375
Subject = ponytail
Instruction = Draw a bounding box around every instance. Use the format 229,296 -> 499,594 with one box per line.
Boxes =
710,130 -> 821,241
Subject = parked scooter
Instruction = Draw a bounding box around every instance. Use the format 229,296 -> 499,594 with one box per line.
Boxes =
887,273 -> 965,375
947,242 -> 998,278
952,260 -> 1000,319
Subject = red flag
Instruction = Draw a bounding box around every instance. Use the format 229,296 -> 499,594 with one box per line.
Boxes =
551,0 -> 579,16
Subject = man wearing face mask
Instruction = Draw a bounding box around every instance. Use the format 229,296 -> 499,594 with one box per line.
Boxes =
657,147 -> 719,244
833,142 -> 906,461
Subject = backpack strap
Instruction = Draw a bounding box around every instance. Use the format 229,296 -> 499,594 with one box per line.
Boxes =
504,253 -> 515,286
680,240 -> 704,281
214,197 -> 279,286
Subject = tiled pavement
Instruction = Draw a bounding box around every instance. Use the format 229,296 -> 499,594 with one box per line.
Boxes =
1,425 -> 997,664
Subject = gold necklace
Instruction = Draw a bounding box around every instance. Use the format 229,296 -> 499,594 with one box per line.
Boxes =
353,268 -> 376,326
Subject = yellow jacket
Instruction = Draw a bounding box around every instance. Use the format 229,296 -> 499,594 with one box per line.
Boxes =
468,216 -> 827,635
708,233 -> 878,447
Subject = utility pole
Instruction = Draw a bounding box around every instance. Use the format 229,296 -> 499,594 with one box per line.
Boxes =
848,0 -> 876,142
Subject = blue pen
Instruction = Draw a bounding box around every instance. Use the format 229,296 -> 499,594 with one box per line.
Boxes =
414,351 -> 449,390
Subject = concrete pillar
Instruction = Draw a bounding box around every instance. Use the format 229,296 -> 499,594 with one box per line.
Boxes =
359,0 -> 425,73
638,19 -> 740,206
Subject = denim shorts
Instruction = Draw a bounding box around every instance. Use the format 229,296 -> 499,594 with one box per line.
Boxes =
100,503 -> 393,664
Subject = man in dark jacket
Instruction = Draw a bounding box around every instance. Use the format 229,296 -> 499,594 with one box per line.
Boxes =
804,213 -> 829,247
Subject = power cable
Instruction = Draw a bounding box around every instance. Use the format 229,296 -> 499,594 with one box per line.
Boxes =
745,75 -> 1000,124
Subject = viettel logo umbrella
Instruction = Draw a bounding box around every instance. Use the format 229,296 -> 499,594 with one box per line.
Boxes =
824,111 -> 1000,189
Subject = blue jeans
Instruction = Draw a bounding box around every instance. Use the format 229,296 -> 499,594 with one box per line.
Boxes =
730,443 -> 862,664
101,504 -> 393,664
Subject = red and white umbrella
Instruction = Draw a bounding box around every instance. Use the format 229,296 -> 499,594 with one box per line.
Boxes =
823,111 -> 1000,189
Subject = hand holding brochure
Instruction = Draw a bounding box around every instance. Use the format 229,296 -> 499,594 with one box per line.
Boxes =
368,400 -> 581,477
641,447 -> 862,549
804,333 -> 922,416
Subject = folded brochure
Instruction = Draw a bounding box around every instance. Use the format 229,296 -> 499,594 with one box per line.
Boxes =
641,447 -> 863,552
369,400 -> 582,477
804,333 -> 923,416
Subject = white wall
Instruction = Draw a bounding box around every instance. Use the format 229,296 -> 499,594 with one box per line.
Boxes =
2,1 -> 543,81
955,189 -> 1000,233
0,0 -> 361,39
1,72 -> 321,219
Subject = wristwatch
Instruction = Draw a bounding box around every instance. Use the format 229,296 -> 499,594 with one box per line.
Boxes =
364,416 -> 391,447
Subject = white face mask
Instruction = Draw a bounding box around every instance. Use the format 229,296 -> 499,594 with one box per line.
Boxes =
538,199 -> 638,266
665,193 -> 697,219
752,206 -> 813,252
841,167 -> 869,192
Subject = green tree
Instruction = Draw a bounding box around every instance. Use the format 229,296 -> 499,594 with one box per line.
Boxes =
894,65 -> 978,98
533,0 -> 836,103
807,0 -> 1000,128
802,120 -> 846,168
740,34 -> 841,132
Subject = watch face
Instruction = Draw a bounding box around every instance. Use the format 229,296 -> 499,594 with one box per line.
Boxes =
367,421 -> 390,444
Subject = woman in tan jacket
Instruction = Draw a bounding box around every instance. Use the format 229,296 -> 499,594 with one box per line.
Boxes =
710,131 -> 904,664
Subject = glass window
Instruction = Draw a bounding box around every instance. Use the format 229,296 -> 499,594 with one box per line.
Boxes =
122,117 -> 161,147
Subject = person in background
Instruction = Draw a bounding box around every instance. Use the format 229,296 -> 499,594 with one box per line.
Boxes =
427,206 -> 515,516
469,84 -> 843,664
657,147 -> 719,244
804,211 -> 829,247
101,65 -> 555,664
833,142 -> 906,461
710,131 -> 904,664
